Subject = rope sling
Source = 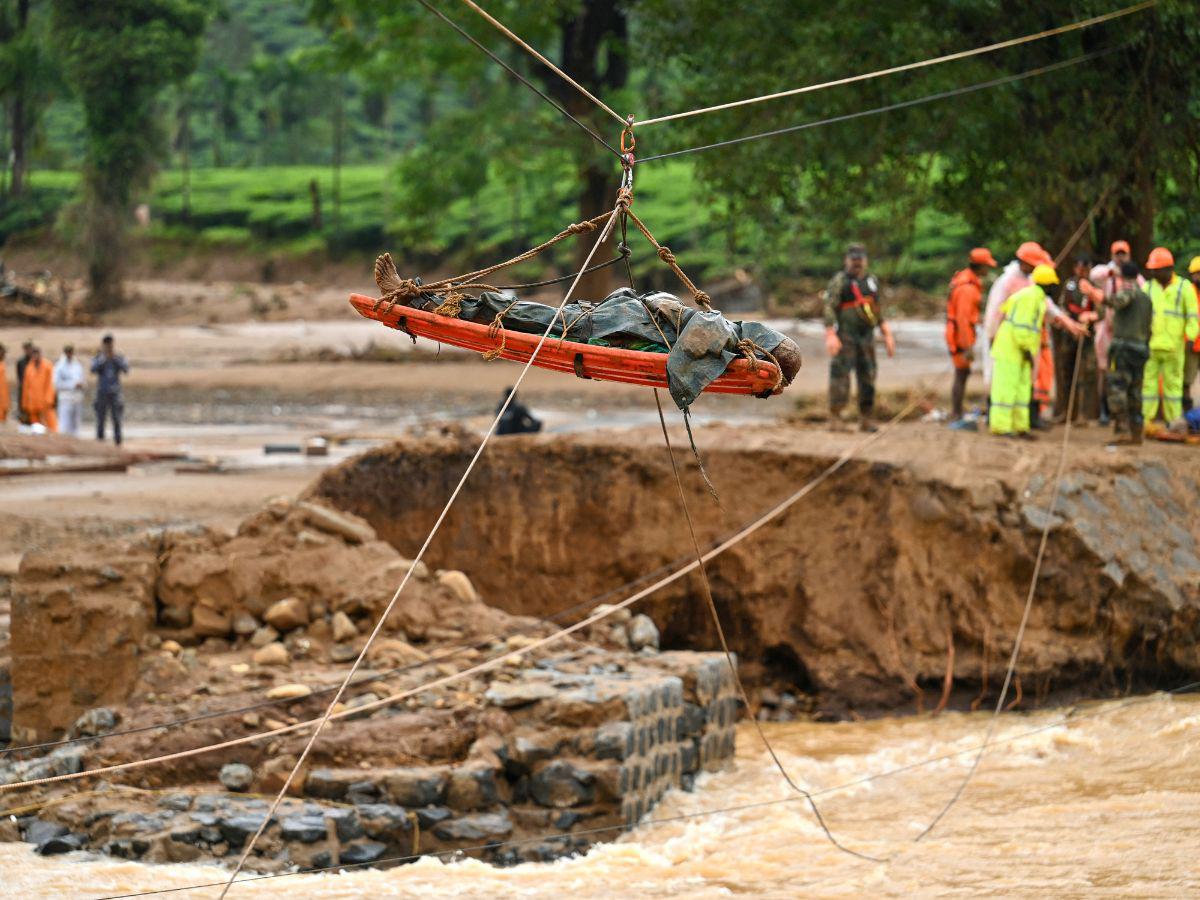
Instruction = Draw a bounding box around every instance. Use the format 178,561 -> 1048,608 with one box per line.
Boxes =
367,170 -> 790,392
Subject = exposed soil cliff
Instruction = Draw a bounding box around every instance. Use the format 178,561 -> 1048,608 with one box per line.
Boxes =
311,423 -> 1200,716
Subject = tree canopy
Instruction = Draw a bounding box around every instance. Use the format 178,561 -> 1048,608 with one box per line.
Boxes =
2,0 -> 1198,304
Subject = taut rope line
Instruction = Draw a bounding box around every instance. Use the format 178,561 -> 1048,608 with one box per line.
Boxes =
457,0 -> 626,126
216,204 -> 623,897
415,0 -> 620,158
638,47 -> 1123,163
634,1 -> 1154,128
0,383 -> 930,798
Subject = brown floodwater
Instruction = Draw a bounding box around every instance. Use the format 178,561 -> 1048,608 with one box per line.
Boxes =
6,692 -> 1198,898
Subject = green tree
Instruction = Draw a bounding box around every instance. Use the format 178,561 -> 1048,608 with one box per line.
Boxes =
51,0 -> 212,309
637,0 -> 1199,279
310,0 -> 633,294
0,0 -> 56,197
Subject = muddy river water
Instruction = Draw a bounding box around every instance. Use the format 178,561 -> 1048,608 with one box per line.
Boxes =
6,692 -> 1198,898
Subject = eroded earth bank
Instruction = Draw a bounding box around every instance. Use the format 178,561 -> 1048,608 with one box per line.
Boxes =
1,422 -> 1198,877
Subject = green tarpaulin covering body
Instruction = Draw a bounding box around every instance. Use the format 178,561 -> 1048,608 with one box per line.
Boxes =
417,286 -> 790,409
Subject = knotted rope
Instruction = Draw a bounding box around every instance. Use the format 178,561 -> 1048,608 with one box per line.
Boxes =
623,208 -> 713,311
482,298 -> 521,361
736,338 -> 789,392
373,213 -> 609,316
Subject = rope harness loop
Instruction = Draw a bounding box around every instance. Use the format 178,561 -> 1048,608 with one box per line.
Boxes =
482,298 -> 521,361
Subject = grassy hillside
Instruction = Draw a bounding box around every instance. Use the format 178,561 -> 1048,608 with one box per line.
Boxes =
11,162 -> 974,292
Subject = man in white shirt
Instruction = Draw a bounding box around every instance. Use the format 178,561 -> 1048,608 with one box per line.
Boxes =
53,344 -> 86,437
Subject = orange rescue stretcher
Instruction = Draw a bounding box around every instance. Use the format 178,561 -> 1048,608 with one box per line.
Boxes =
349,293 -> 784,397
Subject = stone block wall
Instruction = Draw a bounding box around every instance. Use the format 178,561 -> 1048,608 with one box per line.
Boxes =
295,651 -> 739,864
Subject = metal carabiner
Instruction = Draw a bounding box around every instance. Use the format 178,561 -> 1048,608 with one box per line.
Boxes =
620,113 -> 636,155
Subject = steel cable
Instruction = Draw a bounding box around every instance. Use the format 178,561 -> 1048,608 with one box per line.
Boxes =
638,47 -> 1123,163
415,0 -> 620,158
634,1 -> 1153,128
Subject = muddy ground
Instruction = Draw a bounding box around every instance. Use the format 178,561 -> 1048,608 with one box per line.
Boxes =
1,269 -> 1198,882
1,274 -> 1195,694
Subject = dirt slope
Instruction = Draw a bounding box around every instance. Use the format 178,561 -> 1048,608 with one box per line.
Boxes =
311,423 -> 1200,715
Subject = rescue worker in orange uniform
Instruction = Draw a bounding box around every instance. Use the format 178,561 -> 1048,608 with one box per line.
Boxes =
20,346 -> 58,432
945,247 -> 997,420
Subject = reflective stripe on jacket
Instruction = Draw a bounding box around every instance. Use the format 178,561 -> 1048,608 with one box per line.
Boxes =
1147,275 -> 1200,353
992,284 -> 1046,362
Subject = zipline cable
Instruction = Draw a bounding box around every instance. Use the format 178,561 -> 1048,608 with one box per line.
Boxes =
415,0 -> 620,158
634,1 -> 1154,129
456,0 -> 626,127
639,46 -> 1122,163
214,204 -> 624,897
913,181 -> 1120,841
88,679 -> 1200,900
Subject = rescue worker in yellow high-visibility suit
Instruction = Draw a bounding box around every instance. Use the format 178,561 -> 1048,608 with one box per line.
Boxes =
989,265 -> 1061,439
1142,247 -> 1200,425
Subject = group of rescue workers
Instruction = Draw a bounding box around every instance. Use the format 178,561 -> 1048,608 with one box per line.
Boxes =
822,240 -> 1200,444
0,334 -> 128,444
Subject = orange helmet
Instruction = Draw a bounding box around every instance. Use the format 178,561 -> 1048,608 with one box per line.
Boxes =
1145,247 -> 1174,270
1016,241 -> 1046,266
969,247 -> 998,267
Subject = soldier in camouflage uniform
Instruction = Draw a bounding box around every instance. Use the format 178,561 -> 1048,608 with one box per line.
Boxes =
823,244 -> 896,431
1105,261 -> 1153,445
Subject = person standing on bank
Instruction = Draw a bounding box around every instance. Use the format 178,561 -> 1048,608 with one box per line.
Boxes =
988,265 -> 1062,439
1141,247 -> 1199,425
0,344 -> 8,423
823,243 -> 896,432
1105,261 -> 1153,445
92,334 -> 129,445
1052,256 -> 1103,422
1184,256 -> 1200,412
53,344 -> 86,436
945,247 -> 997,420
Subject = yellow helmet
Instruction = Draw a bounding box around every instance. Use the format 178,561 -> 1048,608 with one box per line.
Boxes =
1031,264 -> 1060,286
1189,255 -> 1200,274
